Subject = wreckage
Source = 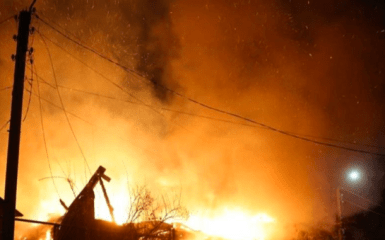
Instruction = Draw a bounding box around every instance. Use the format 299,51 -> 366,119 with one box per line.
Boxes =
53,166 -> 194,240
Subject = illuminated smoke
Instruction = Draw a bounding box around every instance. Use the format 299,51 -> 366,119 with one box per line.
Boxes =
0,0 -> 384,239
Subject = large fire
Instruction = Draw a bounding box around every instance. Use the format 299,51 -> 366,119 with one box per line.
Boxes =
94,185 -> 130,225
93,185 -> 275,240
2,0 -> 384,239
184,210 -> 275,240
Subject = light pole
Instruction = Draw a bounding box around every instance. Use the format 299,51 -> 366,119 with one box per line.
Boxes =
336,187 -> 343,240
337,168 -> 363,240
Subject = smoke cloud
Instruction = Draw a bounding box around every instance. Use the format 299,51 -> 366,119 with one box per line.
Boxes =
1,0 -> 384,238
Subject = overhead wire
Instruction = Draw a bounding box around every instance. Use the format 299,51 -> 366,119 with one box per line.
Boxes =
35,12 -> 87,46
24,71 -> 89,197
4,13 -> 214,200
39,176 -> 71,181
54,159 -> 78,197
36,30 -> 190,133
0,15 -> 15,26
57,85 -> 267,128
34,62 -> 61,199
35,16 -> 385,157
26,65 -> 57,89
38,176 -> 77,198
29,72 -> 256,164
284,132 -> 385,151
22,17 -> 62,199
342,188 -> 385,210
64,159 -> 80,197
22,61 -> 33,122
36,30 -> 92,177
25,65 -> 93,124
41,77 -> 385,161
36,31 -> 146,104
36,29 -> 145,196
32,29 -> 88,192
25,88 -> 92,124
0,86 -> 13,92
36,76 -> 56,89
343,199 -> 385,218
36,15 -> 143,80
0,120 -> 10,133
30,70 -> 268,130
33,98 -> 167,173
34,26 -> 384,152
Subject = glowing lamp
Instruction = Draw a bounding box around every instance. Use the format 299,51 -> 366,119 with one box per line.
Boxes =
348,170 -> 360,182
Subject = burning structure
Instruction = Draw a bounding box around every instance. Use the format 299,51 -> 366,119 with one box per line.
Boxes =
52,166 -> 192,240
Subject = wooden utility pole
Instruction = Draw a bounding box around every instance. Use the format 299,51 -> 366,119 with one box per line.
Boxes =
2,8 -> 32,240
336,187 -> 343,240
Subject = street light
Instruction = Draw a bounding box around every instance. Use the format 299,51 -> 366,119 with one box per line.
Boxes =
337,168 -> 365,240
347,169 -> 361,182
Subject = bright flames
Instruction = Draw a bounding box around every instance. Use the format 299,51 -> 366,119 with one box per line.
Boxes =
45,230 -> 52,240
184,209 -> 275,240
94,183 -> 130,225
93,182 -> 276,240
95,188 -> 276,240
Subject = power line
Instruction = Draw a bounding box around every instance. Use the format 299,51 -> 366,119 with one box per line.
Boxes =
0,15 -> 15,26
36,30 -> 190,132
26,65 -> 56,89
43,83 -> 385,154
343,199 -> 385,218
25,88 -> 91,124
35,11 -> 89,48
25,66 -> 92,124
54,82 -> 385,154
38,176 -> 77,197
54,159 -> 78,197
22,63 -> 34,122
36,16 -> 385,157
29,73 -> 286,163
28,86 -> 168,167
67,86 -> 276,133
36,15 -> 143,80
30,70 -> 199,170
24,73 -> 91,195
0,86 -> 13,92
0,120 -> 10,132
29,83 -> 168,169
37,30 -> 92,176
36,31 -> 143,103
342,188 -> 374,204
30,71 -> 268,130
342,188 -> 385,210
34,63 -> 61,199
283,130 -> 385,150
35,24 -> 385,151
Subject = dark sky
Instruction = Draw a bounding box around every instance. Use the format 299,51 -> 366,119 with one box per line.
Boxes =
0,0 -> 385,238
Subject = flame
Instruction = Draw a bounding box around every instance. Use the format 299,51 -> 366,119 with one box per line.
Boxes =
184,209 -> 275,240
94,187 -> 276,240
94,183 -> 129,225
45,230 -> 52,240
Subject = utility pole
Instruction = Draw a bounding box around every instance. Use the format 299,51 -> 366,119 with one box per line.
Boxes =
2,4 -> 34,240
336,187 -> 343,240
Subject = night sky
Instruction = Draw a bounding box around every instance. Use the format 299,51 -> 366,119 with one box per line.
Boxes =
0,0 -> 385,238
